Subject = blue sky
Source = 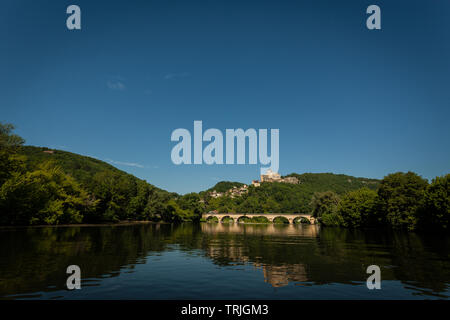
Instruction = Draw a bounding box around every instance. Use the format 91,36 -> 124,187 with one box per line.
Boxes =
1,0 -> 449,194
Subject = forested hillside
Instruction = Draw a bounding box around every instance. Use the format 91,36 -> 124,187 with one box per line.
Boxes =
202,173 -> 379,214
202,172 -> 449,232
0,123 -> 203,225
285,173 -> 379,194
20,146 -> 168,195
17,146 -> 178,223
2,122 -> 447,231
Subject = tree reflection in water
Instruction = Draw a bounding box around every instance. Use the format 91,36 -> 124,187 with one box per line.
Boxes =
0,223 -> 449,299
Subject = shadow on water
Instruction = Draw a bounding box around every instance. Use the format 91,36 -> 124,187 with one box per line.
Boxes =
0,223 -> 449,299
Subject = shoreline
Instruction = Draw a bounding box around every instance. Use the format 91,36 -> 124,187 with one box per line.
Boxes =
0,220 -> 169,229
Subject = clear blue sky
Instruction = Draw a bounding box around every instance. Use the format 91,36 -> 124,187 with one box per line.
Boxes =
1,0 -> 449,194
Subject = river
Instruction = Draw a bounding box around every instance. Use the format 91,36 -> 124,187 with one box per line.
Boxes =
0,222 -> 449,299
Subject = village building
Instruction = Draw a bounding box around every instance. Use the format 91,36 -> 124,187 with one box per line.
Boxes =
252,180 -> 260,187
208,171 -> 298,198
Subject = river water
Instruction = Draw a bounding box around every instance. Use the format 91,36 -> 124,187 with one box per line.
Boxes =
0,223 -> 449,299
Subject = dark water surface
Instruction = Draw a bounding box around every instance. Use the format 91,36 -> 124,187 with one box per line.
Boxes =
0,223 -> 449,299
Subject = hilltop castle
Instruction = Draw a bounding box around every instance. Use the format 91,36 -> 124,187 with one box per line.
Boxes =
254,169 -> 299,185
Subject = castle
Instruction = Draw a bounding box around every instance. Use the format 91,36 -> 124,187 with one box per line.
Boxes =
254,169 -> 299,185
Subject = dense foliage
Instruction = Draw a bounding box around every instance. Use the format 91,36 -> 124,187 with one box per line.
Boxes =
286,173 -> 379,193
420,175 -> 450,230
315,172 -> 450,231
207,181 -> 244,193
310,191 -> 340,218
0,123 -> 203,225
200,172 -> 448,232
200,175 -> 448,232
337,188 -> 378,228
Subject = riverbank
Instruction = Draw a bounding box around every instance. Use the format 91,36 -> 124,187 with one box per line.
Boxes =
0,220 -> 168,229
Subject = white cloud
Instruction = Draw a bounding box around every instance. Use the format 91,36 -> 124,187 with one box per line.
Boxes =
106,159 -> 144,168
107,80 -> 126,91
164,72 -> 190,80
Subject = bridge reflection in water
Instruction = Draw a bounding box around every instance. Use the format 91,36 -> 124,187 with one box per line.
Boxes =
201,223 -> 319,287
201,222 -> 319,237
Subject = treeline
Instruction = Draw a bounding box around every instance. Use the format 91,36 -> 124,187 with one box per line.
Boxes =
310,172 -> 449,231
2,122 -> 448,231
200,171 -> 448,232
0,123 -> 204,225
206,181 -> 244,193
201,173 -> 379,214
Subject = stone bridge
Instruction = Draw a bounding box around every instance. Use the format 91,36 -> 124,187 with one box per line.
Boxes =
203,212 -> 316,224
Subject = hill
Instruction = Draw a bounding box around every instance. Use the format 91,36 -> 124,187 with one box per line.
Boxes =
17,148 -> 380,217
285,172 -> 379,194
20,146 -> 168,194
202,173 -> 380,214
0,145 -> 182,225
206,181 -> 244,193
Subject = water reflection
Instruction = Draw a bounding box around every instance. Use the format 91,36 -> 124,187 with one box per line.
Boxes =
200,222 -> 319,237
200,224 -> 315,287
0,223 -> 449,299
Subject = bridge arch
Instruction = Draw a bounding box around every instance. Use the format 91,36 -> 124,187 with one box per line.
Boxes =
293,216 -> 311,224
221,215 -> 234,223
272,216 -> 290,224
206,216 -> 219,223
251,216 -> 271,223
237,216 -> 253,223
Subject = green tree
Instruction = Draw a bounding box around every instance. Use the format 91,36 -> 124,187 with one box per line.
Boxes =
144,190 -> 172,221
320,212 -> 344,226
419,174 -> 450,230
337,188 -> 377,228
0,162 -> 97,225
0,122 -> 25,148
90,171 -> 136,221
127,180 -> 152,220
0,122 -> 26,186
310,191 -> 340,218
177,193 -> 204,221
377,172 -> 428,230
